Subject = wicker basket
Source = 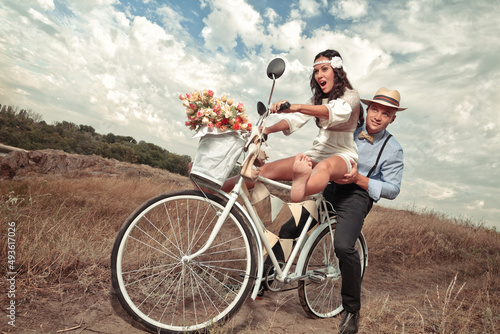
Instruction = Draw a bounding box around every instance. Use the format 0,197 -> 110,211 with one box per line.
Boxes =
190,131 -> 246,189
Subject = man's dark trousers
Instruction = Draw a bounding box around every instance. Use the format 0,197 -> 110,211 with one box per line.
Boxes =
323,182 -> 373,313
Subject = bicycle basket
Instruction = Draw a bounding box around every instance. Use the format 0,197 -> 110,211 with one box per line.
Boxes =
190,131 -> 246,188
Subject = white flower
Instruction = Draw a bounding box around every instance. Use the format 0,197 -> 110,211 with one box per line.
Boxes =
330,56 -> 343,69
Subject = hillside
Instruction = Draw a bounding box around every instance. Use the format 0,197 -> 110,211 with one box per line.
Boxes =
1,150 -> 499,333
0,104 -> 191,176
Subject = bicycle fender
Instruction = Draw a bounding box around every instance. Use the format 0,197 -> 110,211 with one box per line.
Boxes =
294,221 -> 334,274
358,231 -> 369,268
294,221 -> 369,274
214,190 -> 264,300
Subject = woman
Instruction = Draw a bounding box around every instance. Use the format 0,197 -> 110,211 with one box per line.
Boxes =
223,49 -> 361,200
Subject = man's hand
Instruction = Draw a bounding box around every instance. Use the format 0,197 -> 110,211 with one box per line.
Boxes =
333,160 -> 358,185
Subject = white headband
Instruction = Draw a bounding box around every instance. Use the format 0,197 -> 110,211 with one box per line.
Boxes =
312,56 -> 343,69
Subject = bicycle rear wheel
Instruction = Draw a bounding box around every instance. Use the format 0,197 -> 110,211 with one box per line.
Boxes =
298,225 -> 367,318
111,190 -> 257,333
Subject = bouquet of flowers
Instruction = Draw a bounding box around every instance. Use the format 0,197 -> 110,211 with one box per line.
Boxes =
180,89 -> 252,134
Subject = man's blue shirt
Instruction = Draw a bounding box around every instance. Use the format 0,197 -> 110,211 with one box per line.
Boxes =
354,125 -> 404,202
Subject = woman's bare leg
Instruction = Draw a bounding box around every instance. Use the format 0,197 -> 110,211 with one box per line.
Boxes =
291,153 -> 313,202
221,156 -> 298,192
291,155 -> 348,202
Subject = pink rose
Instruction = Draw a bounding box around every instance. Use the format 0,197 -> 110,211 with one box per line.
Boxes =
233,123 -> 240,130
208,90 -> 214,97
186,93 -> 192,99
197,110 -> 204,118
179,94 -> 186,100
237,102 -> 245,111
189,103 -> 197,110
208,122 -> 214,129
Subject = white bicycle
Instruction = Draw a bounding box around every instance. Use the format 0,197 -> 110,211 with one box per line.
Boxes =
110,58 -> 368,333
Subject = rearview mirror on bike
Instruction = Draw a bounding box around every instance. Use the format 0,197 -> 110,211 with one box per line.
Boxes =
267,57 -> 286,79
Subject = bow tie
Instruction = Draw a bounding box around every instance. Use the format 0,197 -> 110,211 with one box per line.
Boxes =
358,130 -> 374,144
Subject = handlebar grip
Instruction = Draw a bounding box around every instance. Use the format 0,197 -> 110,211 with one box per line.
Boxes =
278,101 -> 291,112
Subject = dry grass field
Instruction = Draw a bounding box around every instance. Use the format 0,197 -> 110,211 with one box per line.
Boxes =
0,155 -> 499,333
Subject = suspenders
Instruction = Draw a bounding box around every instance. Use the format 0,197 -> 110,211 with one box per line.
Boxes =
366,134 -> 392,177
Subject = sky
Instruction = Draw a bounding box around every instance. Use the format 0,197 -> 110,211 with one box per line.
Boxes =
1,0 -> 499,229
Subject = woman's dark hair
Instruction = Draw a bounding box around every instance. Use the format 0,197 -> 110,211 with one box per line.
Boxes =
358,104 -> 365,128
310,49 -> 364,127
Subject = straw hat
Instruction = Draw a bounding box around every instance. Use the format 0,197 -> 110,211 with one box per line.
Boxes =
361,87 -> 407,111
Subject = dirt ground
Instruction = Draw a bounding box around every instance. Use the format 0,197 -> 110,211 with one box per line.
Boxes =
2,149 -> 496,333
1,288 -> 341,334
1,268 -> 396,334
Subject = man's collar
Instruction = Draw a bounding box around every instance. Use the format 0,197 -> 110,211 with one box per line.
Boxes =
362,124 -> 387,142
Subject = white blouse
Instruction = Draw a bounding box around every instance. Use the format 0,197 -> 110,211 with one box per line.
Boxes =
282,88 -> 360,163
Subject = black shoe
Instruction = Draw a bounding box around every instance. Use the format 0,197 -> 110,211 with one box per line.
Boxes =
338,311 -> 359,334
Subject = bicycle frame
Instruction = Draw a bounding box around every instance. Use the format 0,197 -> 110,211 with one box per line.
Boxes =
188,170 -> 336,300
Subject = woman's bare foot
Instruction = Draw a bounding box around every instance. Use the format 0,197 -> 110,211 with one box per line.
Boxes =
291,153 -> 312,202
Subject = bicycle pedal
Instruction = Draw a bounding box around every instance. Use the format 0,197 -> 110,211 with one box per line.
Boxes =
308,275 -> 324,283
309,270 -> 327,283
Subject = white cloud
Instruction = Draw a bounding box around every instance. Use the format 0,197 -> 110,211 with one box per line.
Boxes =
329,0 -> 367,20
28,8 -> 53,25
37,0 -> 54,11
264,8 -> 278,23
298,0 -> 321,18
466,200 -> 485,210
267,20 -> 305,51
420,180 -> 455,201
114,11 -> 130,28
67,0 -> 117,14
201,0 -> 265,51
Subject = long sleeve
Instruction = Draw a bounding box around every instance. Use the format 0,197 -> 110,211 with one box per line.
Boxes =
366,146 -> 403,201
355,126 -> 404,202
283,89 -> 359,135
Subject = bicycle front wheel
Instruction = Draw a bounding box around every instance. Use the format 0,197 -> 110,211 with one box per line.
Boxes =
111,190 -> 257,333
298,225 -> 367,318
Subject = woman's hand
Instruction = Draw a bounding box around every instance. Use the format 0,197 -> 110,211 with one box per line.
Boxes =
270,100 -> 292,113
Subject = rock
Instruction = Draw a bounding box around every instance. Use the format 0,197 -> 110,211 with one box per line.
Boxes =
1,150 -> 30,178
0,149 -> 179,180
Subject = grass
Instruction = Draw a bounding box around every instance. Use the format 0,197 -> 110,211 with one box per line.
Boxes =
1,170 -> 499,333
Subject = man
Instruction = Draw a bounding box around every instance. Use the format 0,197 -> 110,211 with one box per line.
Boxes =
325,87 -> 406,333
261,87 -> 405,333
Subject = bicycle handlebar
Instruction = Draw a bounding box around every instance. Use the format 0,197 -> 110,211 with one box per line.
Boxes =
278,101 -> 291,112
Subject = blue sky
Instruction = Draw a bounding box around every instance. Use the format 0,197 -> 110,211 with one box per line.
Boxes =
1,0 -> 499,229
